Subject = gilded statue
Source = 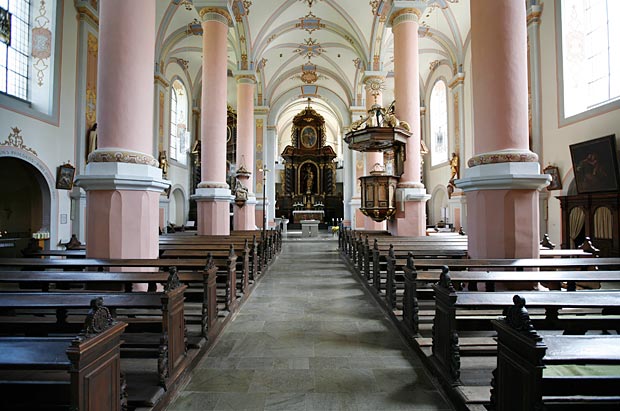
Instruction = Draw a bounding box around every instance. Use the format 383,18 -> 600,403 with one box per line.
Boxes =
305,166 -> 314,193
86,123 -> 97,162
449,152 -> 459,181
159,150 -> 169,178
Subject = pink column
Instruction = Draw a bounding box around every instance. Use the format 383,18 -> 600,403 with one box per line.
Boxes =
233,73 -> 256,230
96,0 -> 153,155
76,0 -> 166,264
389,7 -> 428,236
363,73 -> 386,230
195,8 -> 233,235
457,0 -> 549,260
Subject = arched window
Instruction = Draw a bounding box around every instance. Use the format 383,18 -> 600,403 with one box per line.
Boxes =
430,80 -> 448,166
0,0 -> 31,100
559,0 -> 620,120
169,79 -> 189,165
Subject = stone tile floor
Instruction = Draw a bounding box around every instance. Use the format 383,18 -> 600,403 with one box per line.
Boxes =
167,237 -> 454,411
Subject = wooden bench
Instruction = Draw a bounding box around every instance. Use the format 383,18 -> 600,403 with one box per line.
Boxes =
491,296 -> 620,410
0,262 -> 219,340
0,299 -> 127,411
401,264 -> 620,334
160,246 -> 239,313
0,272 -> 189,392
160,238 -> 257,281
430,270 -> 620,386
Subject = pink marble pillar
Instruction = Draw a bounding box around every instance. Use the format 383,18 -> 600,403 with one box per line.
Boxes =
389,7 -> 428,236
456,0 -> 549,259
233,73 -> 256,230
195,7 -> 233,235
76,0 -> 166,262
363,73 -> 386,230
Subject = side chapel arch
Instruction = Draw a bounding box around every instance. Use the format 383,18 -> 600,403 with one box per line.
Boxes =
0,148 -> 59,250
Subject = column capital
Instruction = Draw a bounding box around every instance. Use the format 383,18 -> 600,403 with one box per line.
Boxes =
75,0 -> 99,25
388,1 -> 426,27
527,4 -> 543,26
154,72 -> 170,88
234,70 -> 257,84
255,106 -> 270,115
362,71 -> 387,84
448,72 -> 465,90
199,7 -> 232,26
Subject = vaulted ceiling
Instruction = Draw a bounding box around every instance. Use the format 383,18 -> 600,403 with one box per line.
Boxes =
155,0 -> 471,155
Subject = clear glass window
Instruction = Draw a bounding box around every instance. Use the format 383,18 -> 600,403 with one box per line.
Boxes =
169,79 -> 189,165
430,80 -> 448,166
0,0 -> 31,100
560,0 -> 620,118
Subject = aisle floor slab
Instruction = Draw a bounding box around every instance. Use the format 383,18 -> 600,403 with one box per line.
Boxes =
168,238 -> 453,411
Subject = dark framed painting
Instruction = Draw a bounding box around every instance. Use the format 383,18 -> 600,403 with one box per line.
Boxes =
569,135 -> 619,194
543,165 -> 562,191
56,163 -> 75,190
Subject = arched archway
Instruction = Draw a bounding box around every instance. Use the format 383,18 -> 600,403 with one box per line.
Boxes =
170,187 -> 186,226
0,148 -> 58,254
430,185 -> 449,226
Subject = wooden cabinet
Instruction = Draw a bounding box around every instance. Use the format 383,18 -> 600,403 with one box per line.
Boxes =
558,193 -> 620,257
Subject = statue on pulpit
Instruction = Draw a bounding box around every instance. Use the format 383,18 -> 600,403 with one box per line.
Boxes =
305,165 -> 314,194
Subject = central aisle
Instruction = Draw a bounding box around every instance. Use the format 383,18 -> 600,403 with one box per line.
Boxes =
169,237 -> 453,410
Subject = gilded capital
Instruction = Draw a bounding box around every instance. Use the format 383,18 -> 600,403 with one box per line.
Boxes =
199,7 -> 232,26
235,71 -> 257,84
389,7 -> 422,27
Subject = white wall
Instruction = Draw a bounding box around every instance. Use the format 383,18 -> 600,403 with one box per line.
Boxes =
539,0 -> 620,243
0,1 -> 78,247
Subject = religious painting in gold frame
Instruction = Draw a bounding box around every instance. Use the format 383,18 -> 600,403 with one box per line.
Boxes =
300,126 -> 317,148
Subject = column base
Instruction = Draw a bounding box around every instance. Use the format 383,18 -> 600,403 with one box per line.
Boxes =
348,198 -> 362,229
389,187 -> 430,236
455,161 -> 550,259
364,218 -> 386,231
233,196 -> 257,231
74,162 -> 168,259
192,187 -> 233,235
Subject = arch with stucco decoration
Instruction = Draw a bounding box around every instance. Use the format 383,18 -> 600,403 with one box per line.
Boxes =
0,147 -> 59,249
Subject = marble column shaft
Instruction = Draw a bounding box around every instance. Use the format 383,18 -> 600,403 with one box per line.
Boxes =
195,7 -> 233,235
77,0 -> 166,263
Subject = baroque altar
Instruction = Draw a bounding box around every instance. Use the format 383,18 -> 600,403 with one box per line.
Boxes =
276,99 -> 342,225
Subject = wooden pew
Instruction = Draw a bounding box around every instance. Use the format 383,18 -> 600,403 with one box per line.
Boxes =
0,272 -> 189,392
160,233 -> 269,277
400,264 -> 620,334
491,296 -> 620,410
160,246 -> 239,313
430,269 -> 620,387
0,262 -> 219,340
160,238 -> 258,281
0,257 -> 210,270
0,299 -> 127,411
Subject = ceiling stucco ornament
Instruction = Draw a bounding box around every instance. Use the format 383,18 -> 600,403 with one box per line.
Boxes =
364,76 -> 385,103
299,0 -> 321,7
1,127 -> 38,156
296,11 -> 325,35
291,62 -> 328,84
293,38 -> 326,59
429,60 -> 440,72
370,0 -> 380,16
179,0 -> 193,11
